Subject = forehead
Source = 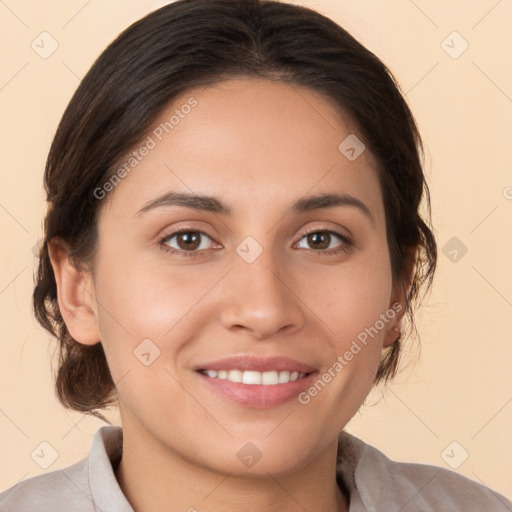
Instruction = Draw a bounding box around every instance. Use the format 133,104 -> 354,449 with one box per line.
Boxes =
99,78 -> 384,225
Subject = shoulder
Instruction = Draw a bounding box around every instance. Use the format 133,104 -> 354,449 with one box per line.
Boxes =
337,432 -> 512,512
0,425 -> 133,512
0,425 -> 126,512
0,458 -> 93,512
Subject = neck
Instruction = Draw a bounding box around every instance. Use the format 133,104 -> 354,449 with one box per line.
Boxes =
115,421 -> 349,512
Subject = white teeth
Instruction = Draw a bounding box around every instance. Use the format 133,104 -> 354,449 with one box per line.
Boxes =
202,369 -> 307,385
228,369 -> 243,383
262,371 -> 278,385
278,370 -> 290,383
242,371 -> 261,385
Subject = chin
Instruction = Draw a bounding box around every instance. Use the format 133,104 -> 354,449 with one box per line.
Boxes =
186,434 -> 319,479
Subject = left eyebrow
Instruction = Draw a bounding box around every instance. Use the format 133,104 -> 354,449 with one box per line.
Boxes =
291,193 -> 374,224
134,191 -> 374,224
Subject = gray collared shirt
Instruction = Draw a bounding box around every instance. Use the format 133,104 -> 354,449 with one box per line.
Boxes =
1,425 -> 510,511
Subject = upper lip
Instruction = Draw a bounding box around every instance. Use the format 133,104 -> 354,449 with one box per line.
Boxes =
194,356 -> 317,373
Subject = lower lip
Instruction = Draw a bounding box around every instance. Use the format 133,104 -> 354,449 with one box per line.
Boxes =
196,371 -> 318,409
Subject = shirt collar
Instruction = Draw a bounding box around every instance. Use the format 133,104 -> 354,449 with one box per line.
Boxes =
89,426 -> 134,512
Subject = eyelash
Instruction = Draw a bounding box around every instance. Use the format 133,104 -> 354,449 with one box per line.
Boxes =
159,227 -> 352,258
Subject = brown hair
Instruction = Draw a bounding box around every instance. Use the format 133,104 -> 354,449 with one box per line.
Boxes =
33,0 -> 437,419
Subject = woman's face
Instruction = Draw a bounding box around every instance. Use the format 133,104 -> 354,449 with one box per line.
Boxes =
87,78 -> 403,475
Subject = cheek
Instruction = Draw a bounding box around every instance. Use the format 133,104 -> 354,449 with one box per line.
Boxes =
296,246 -> 394,404
95,250 -> 217,332
299,248 -> 394,344
92,253 -> 227,377
91,257 -> 209,424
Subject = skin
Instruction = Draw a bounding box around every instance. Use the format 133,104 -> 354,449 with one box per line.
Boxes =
49,78 -> 412,512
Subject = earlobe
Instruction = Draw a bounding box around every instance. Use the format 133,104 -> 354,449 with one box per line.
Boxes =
383,324 -> 402,348
383,245 -> 417,348
382,306 -> 404,348
47,238 -> 101,346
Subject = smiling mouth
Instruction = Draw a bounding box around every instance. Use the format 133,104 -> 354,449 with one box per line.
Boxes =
197,369 -> 312,385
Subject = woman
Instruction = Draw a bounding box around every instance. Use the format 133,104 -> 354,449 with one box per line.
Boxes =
1,0 -> 509,510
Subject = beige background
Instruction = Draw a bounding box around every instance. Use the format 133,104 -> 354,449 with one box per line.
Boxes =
1,0 -> 511,501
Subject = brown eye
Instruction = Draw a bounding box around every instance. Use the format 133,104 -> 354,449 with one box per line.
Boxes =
307,232 -> 331,250
162,230 -> 214,252
296,230 -> 349,252
176,232 -> 201,250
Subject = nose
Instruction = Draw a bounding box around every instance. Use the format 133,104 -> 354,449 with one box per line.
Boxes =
219,249 -> 306,339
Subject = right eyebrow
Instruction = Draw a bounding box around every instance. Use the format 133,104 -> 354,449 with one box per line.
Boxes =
135,191 -> 231,217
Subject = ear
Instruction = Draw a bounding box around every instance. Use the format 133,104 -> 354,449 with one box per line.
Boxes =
382,245 -> 417,348
47,238 -> 101,346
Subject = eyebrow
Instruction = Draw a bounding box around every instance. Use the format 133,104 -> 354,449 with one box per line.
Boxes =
135,191 -> 374,223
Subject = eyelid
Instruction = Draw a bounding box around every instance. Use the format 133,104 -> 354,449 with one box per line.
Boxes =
297,226 -> 352,244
